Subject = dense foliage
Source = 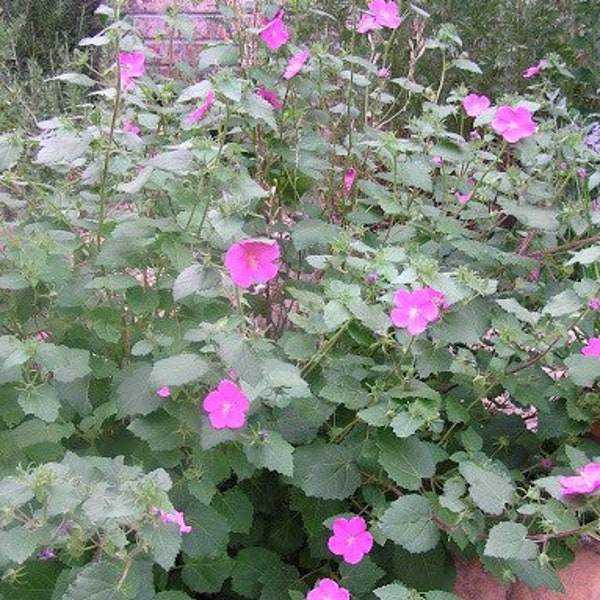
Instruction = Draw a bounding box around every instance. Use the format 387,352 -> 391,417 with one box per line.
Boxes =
0,1 -> 599,598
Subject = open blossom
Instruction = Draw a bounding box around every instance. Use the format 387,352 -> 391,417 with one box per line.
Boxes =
390,287 -> 447,335
523,59 -> 546,78
119,52 -> 145,90
588,298 -> 600,310
203,379 -> 250,429
357,0 -> 402,32
306,578 -> 350,600
491,105 -> 536,143
257,86 -> 283,110
156,509 -> 192,533
327,516 -> 373,564
157,386 -> 171,398
283,49 -> 309,80
462,93 -> 491,117
377,66 -> 390,78
559,463 -> 600,496
185,89 -> 215,124
581,337 -> 600,359
344,167 -> 357,194
225,239 -> 280,288
259,9 -> 289,50
123,119 -> 140,134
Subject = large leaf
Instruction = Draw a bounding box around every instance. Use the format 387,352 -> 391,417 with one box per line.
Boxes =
293,442 -> 360,499
35,344 -> 90,383
180,503 -> 230,559
181,555 -> 234,594
150,354 -> 209,386
376,430 -> 436,491
459,461 -> 515,515
564,355 -> 600,387
244,430 -> 294,476
484,523 -> 539,560
138,522 -> 182,570
173,265 -> 222,301
380,495 -> 440,553
62,561 -> 139,600
127,413 -> 185,451
373,583 -> 412,600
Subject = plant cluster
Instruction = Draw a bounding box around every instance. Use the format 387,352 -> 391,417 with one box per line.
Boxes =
0,0 -> 600,598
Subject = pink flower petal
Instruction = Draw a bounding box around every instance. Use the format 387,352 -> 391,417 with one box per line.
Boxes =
259,9 -> 289,50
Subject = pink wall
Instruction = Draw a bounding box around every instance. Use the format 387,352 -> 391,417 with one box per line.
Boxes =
126,0 -> 229,64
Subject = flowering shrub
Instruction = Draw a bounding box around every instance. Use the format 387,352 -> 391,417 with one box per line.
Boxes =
0,1 -> 599,599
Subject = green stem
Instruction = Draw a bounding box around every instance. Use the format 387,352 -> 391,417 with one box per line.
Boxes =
301,322 -> 350,378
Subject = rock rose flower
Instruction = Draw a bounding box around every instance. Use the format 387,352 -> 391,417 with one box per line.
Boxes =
357,0 -> 402,33
203,379 -> 250,430
283,49 -> 309,80
259,9 -> 289,50
559,463 -> 600,496
462,93 -> 491,117
155,508 -> 192,533
581,337 -> 600,359
225,239 -> 280,288
523,59 -> 546,78
306,578 -> 350,600
119,51 -> 145,90
390,287 -> 447,335
491,105 -> 536,143
327,516 -> 374,564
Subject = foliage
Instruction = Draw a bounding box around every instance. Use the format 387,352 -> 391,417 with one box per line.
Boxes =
0,0 -> 600,598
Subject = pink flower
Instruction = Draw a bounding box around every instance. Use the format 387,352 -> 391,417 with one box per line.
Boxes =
456,178 -> 475,204
390,287 -> 447,335
283,49 -> 309,80
462,93 -> 491,117
157,509 -> 192,534
577,167 -> 587,180
327,516 -> 374,564
491,105 -> 537,143
224,239 -> 280,288
469,129 -> 481,141
432,156 -> 444,165
203,379 -> 250,430
33,331 -> 50,341
581,337 -> 600,359
344,167 -> 357,194
306,578 -> 350,600
377,66 -> 390,78
119,52 -> 145,90
257,86 -> 283,110
185,89 -> 215,124
157,386 -> 171,398
123,119 -> 140,134
529,269 -> 541,282
357,0 -> 402,32
259,9 -> 289,50
588,298 -> 600,310
540,457 -> 553,469
523,59 -> 546,78
559,463 -> 600,496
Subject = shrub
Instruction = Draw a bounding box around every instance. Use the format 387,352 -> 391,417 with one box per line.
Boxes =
0,1 -> 599,598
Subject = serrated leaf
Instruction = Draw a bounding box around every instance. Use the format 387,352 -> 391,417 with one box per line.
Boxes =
34,343 -> 90,383
0,527 -> 46,564
62,561 -> 138,600
0,273 -> 29,289
127,413 -> 185,451
116,363 -> 163,418
396,159 -> 432,192
181,503 -> 230,559
182,555 -> 234,594
11,420 -> 75,449
496,299 -> 540,325
564,355 -> 600,386
294,442 -> 360,499
0,134 -> 23,171
240,91 -> 278,131
376,430 -> 436,490
340,556 -> 385,595
543,289 -> 582,316
17,383 -> 61,422
380,495 -> 440,553
49,72 -> 96,86
150,353 -> 209,386
146,148 -> 194,173
138,522 -> 182,570
212,488 -> 254,534
173,265 -> 222,301
505,558 -> 563,592
484,522 -> 538,560
452,58 -> 482,73
459,461 -> 515,515
217,333 -> 264,387
566,245 -> 600,266
390,411 -> 422,437
244,430 -> 294,476
374,583 -> 412,600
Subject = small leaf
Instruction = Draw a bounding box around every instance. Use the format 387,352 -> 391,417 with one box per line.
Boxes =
49,73 -> 96,86
564,355 -> 600,387
459,461 -> 515,515
374,583 -> 412,600
138,522 -> 182,571
244,430 -> 294,476
62,560 -> 138,600
151,353 -> 209,386
182,555 -> 234,594
484,522 -> 539,560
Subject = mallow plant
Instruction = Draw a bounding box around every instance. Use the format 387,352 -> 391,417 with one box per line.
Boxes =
0,0 -> 600,598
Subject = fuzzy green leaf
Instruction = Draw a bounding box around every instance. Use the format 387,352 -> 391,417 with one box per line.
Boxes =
459,461 -> 515,515
484,523 -> 539,560
244,430 -> 294,476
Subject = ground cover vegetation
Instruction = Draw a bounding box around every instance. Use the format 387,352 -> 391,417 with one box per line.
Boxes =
0,0 -> 600,598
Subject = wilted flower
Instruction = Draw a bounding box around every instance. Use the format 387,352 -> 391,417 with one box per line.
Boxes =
259,9 -> 289,50
38,548 -> 55,561
185,89 -> 215,124
203,379 -> 250,429
225,239 -> 280,288
123,119 -> 140,134
257,86 -> 283,110
283,49 -> 309,80
156,508 -> 192,533
344,166 -> 357,194
588,298 -> 600,311
522,59 -> 546,78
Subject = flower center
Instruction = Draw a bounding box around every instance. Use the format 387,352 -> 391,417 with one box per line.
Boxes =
222,402 -> 231,414
246,253 -> 259,269
346,534 -> 356,546
408,307 -> 419,319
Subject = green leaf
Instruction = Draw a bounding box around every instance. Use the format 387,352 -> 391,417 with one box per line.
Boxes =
0,273 -> 29,290
564,355 -> 600,386
431,297 -> 490,345
380,495 -> 440,553
244,430 -> 294,476
294,442 -> 361,499
181,555 -> 234,594
217,333 -> 264,387
181,503 -> 230,559
505,558 -> 564,592
390,411 -> 422,437
291,219 -> 340,252
128,413 -> 185,451
566,245 -> 600,266
0,560 -> 62,599
62,561 -> 139,600
11,420 -> 75,449
138,522 -> 182,571
239,91 -> 278,131
150,354 -> 209,386
396,159 -> 432,192
374,583 -> 412,600
543,289 -> 582,317
17,383 -> 61,422
197,44 -> 239,72
376,430 -> 436,491
212,488 -> 254,534
34,344 -> 90,383
154,593 -> 194,600
116,363 -> 164,418
173,265 -> 222,301
484,523 -> 539,560
0,134 -> 23,171
451,58 -> 482,73
340,556 -> 385,596
459,461 -> 515,515
49,72 -> 97,86
146,148 -> 194,174
0,527 -> 46,564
